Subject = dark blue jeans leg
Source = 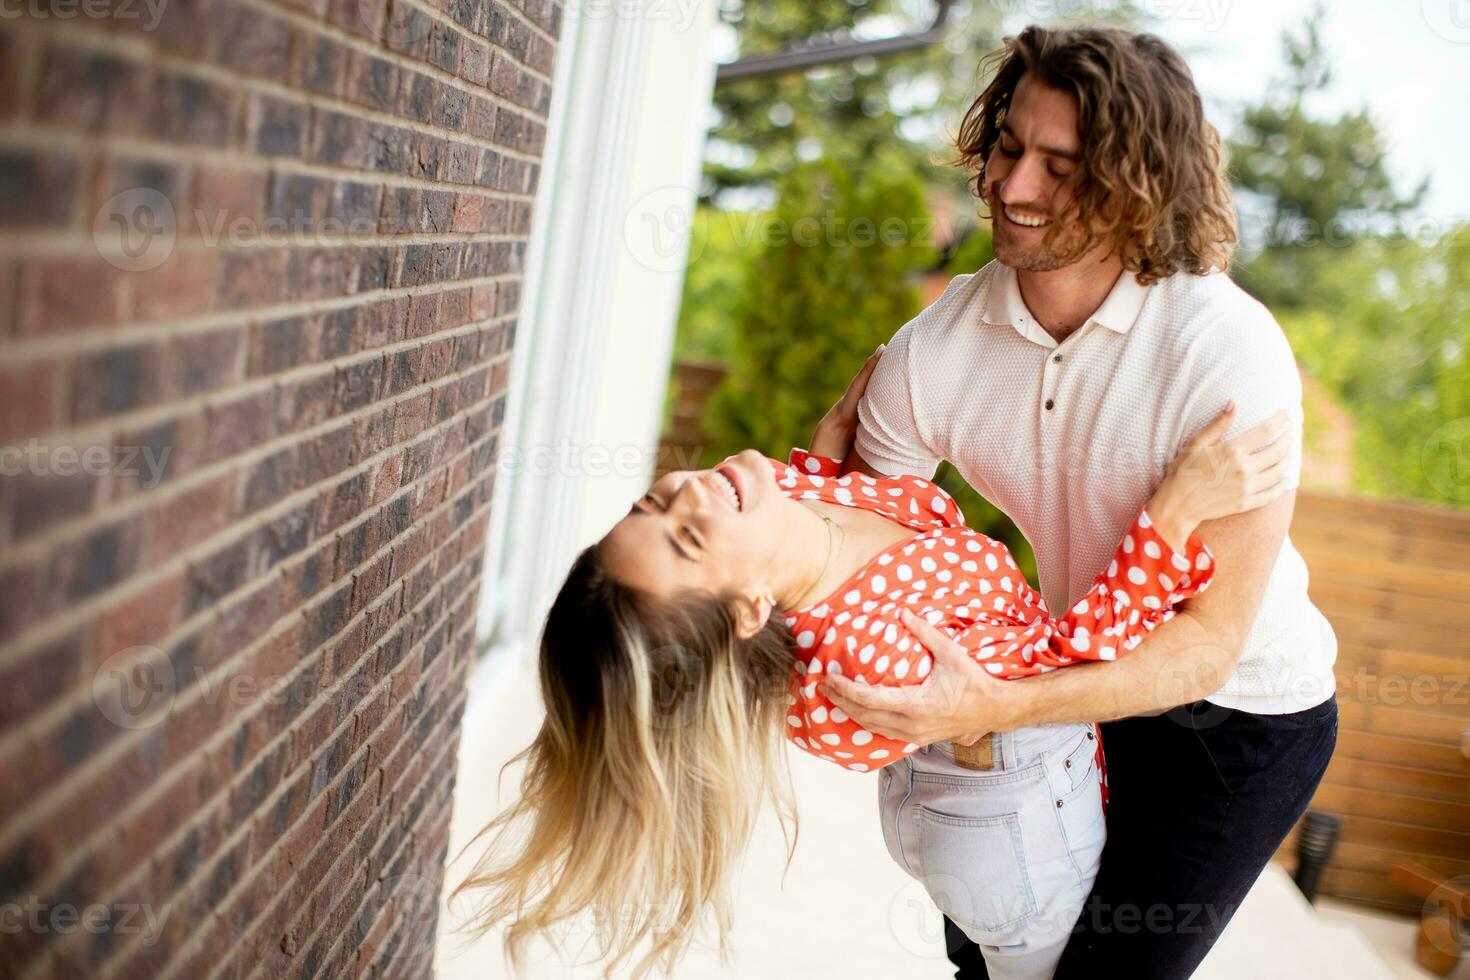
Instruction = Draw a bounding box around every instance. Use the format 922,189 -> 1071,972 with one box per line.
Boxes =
1051,696 -> 1338,979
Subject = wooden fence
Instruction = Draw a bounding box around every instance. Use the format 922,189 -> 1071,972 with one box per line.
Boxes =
1279,492 -> 1470,913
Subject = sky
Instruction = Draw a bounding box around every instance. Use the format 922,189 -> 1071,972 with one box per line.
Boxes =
1140,0 -> 1470,223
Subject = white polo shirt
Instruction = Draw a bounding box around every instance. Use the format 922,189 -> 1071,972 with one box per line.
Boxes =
854,259 -> 1337,714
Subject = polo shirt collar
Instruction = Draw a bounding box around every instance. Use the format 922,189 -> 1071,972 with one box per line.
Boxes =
981,261 -> 1149,345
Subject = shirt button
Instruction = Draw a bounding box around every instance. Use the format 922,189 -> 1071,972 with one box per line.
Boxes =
1053,354 -> 1063,363
1044,398 -> 1055,410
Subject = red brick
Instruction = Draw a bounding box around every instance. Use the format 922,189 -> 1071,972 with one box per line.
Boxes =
190,164 -> 268,239
143,473 -> 236,564
0,360 -> 59,442
15,256 -> 130,335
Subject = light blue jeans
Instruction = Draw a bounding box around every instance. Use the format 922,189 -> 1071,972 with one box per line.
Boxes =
877,722 -> 1107,980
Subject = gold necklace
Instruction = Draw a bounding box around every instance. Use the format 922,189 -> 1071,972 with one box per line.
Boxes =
809,511 -> 844,601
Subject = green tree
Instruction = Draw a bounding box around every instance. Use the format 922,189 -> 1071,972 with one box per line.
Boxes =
701,155 -> 935,456
1228,5 -> 1425,309
1278,227 -> 1470,507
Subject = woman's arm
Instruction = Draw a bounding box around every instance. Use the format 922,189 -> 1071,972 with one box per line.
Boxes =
1000,405 -> 1291,670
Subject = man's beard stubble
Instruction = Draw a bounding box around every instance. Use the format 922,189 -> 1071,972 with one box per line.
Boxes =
984,186 -> 1098,272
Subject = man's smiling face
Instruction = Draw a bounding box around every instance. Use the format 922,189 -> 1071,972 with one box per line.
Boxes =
982,72 -> 1094,272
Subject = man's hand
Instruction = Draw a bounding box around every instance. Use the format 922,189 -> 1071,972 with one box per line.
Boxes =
810,345 -> 884,460
819,609 -> 1021,747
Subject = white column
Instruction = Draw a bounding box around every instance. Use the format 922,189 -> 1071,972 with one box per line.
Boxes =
475,0 -> 721,654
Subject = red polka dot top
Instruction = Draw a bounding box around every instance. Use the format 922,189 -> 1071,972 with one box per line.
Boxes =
762,448 -> 1216,774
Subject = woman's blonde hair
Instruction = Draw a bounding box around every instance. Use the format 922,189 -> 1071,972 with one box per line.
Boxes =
449,544 -> 798,978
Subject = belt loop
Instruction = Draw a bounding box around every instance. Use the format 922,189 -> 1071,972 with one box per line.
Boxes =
999,729 -> 1016,770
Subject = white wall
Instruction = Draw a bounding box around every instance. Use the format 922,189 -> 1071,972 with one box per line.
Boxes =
473,0 -> 720,653
575,17 -> 720,543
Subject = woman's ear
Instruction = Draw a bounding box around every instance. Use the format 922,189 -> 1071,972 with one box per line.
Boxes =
732,591 -> 775,640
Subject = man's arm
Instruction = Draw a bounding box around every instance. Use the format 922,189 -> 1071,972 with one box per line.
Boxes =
1001,488 -> 1295,725
840,444 -> 884,479
819,489 -> 1296,742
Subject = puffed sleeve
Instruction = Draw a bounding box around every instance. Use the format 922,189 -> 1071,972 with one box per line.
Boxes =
998,507 -> 1216,670
787,447 -> 844,476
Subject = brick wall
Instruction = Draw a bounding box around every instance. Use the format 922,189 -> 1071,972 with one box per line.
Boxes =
0,0 -> 558,976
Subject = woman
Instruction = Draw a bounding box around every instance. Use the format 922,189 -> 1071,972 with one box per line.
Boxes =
451,350 -> 1290,979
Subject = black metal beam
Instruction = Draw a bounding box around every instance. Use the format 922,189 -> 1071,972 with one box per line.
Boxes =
714,0 -> 954,84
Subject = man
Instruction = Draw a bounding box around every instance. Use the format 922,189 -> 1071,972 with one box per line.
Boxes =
819,26 -> 1339,978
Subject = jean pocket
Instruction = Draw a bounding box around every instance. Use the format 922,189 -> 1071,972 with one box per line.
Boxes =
910,805 -> 1037,938
1059,727 -> 1098,793
1048,755 -> 1107,883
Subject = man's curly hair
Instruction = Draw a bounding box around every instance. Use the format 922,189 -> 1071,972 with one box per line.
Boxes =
953,25 -> 1237,284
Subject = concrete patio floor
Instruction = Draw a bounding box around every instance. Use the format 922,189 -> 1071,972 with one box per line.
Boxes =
435,650 -> 1456,980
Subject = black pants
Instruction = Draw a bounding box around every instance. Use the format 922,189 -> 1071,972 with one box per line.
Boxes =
944,696 -> 1338,979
